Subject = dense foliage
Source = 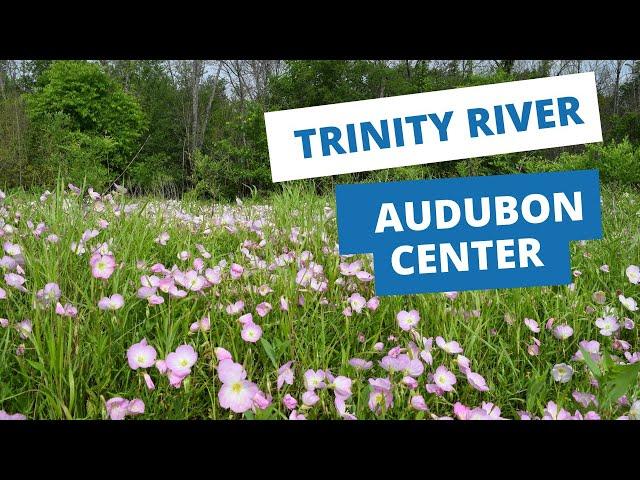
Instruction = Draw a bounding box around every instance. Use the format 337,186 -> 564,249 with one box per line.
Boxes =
1,59 -> 639,197
24,61 -> 146,189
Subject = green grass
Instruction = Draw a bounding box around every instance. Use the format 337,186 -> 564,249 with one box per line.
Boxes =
0,182 -> 639,420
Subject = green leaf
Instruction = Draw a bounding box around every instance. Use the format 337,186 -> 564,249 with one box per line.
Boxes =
68,368 -> 76,413
526,373 -> 547,412
602,362 -> 640,407
254,405 -> 278,420
26,360 -> 46,374
602,346 -> 615,371
579,346 -> 602,378
60,403 -> 73,420
260,338 -> 278,369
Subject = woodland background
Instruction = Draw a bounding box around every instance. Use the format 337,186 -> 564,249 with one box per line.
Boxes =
1,60 -> 639,199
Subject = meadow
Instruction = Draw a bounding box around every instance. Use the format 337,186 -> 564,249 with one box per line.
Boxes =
0,180 -> 639,420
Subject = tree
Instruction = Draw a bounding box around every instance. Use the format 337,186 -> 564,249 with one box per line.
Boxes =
495,60 -> 515,75
613,59 -> 629,115
167,60 -> 224,174
0,62 -> 7,100
24,61 -> 146,187
104,60 -> 187,193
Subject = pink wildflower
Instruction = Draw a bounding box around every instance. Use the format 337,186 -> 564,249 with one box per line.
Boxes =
91,254 -> 116,280
435,336 -> 463,354
397,310 -> 420,331
165,344 -> 198,377
241,322 -> 262,343
97,294 -> 124,311
217,359 -> 259,414
256,302 -> 272,317
283,394 -> 298,410
277,361 -> 295,390
127,339 -> 157,370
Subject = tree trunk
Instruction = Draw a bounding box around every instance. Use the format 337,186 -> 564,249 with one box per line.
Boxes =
635,60 -> 640,112
190,60 -> 203,160
614,60 -> 624,116
0,61 -> 8,100
499,60 -> 515,74
198,61 -> 222,149
464,60 -> 474,76
0,71 -> 6,100
539,60 -> 552,77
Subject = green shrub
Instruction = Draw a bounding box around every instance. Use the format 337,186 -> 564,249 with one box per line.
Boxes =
523,139 -> 640,186
24,60 -> 146,188
27,111 -> 112,189
581,139 -> 640,185
0,95 -> 30,189
607,112 -> 640,145
194,102 -> 272,200
126,152 -> 182,197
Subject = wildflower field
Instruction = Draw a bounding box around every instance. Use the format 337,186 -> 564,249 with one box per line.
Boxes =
0,181 -> 639,421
